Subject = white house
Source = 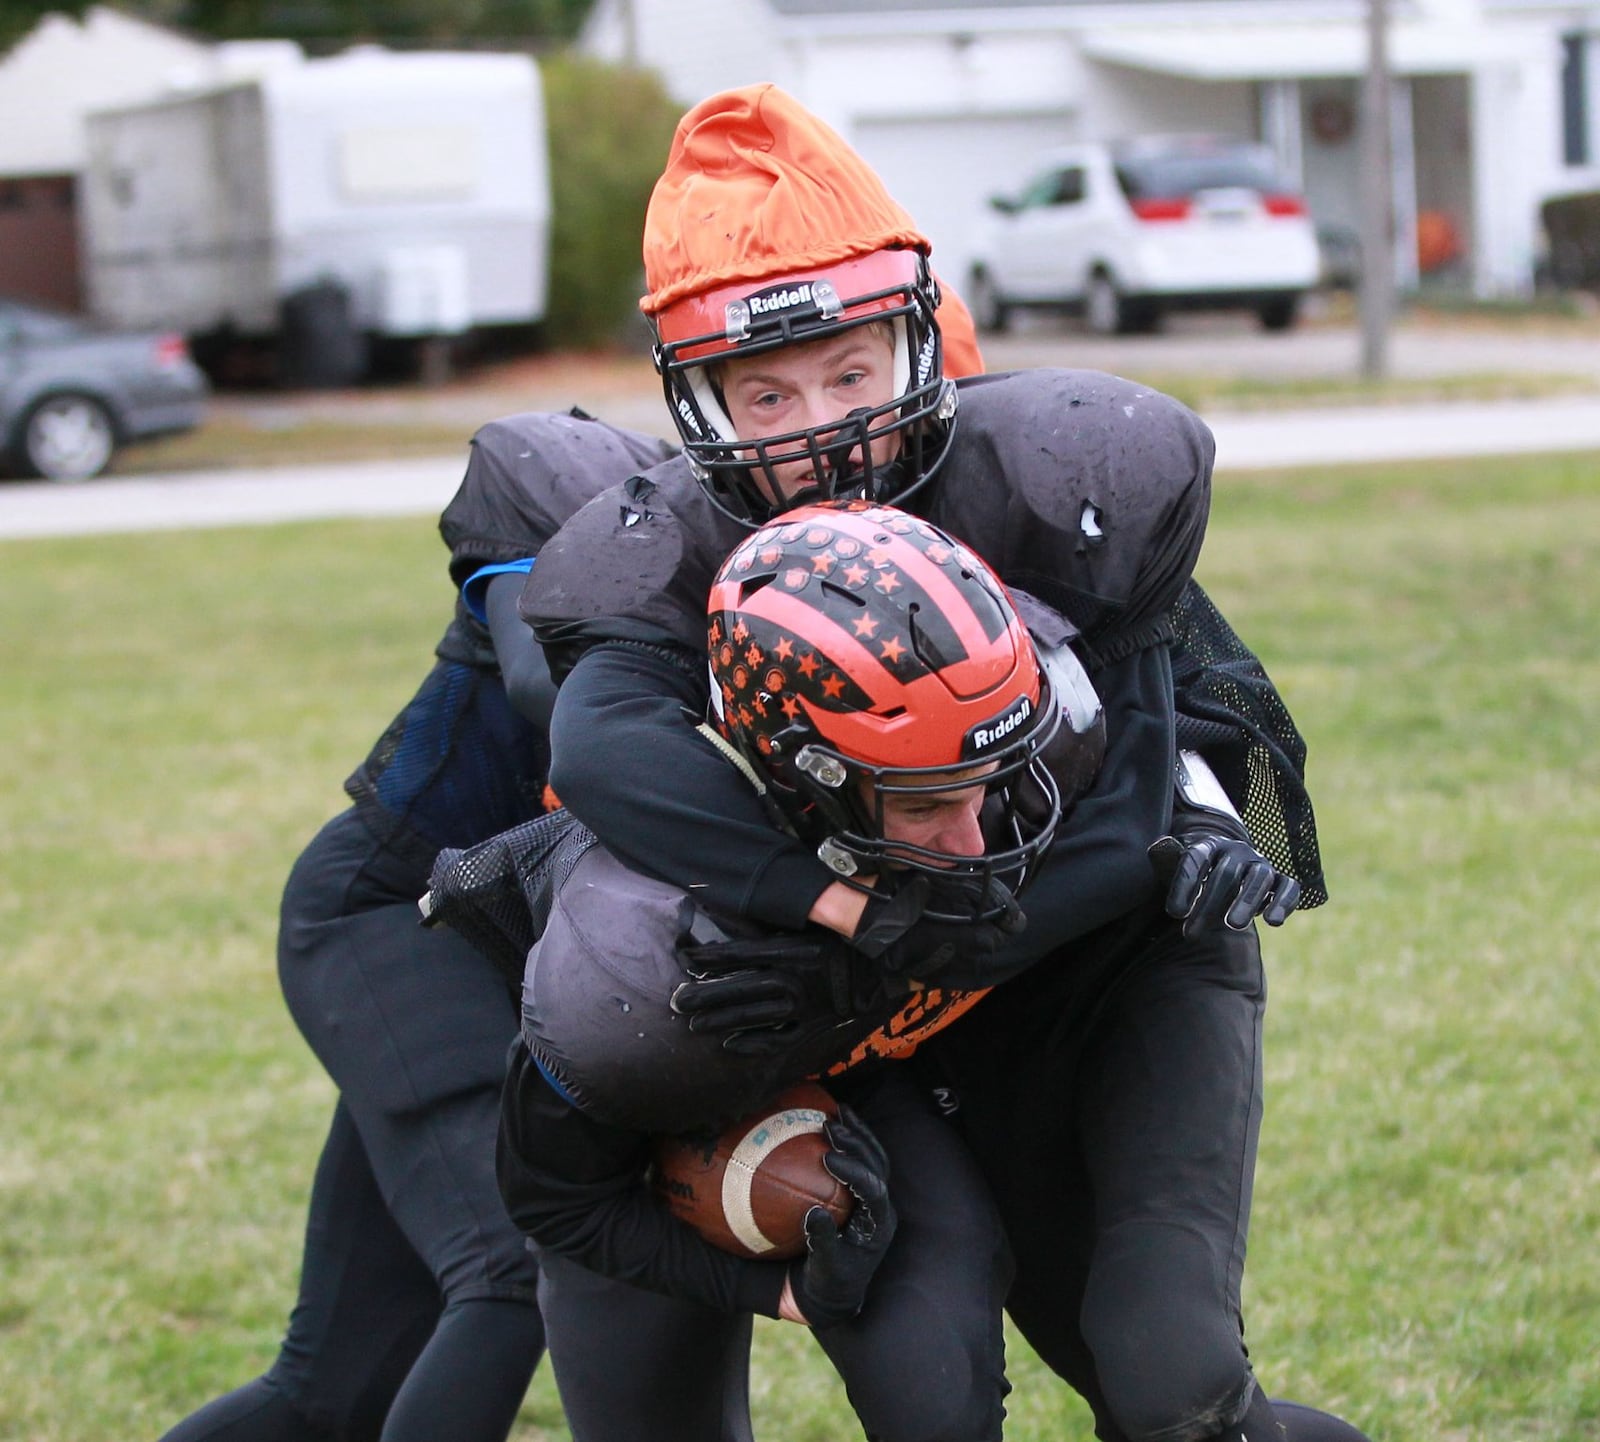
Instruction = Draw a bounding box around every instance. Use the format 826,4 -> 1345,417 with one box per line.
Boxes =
0,6 -> 298,307
581,0 -> 1600,299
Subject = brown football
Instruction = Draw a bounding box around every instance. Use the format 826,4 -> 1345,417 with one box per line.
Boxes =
652,1081 -> 853,1260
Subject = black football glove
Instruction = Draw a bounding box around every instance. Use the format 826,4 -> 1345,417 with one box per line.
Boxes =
786,1106 -> 897,1329
1148,833 -> 1302,939
848,872 -> 1026,978
670,930 -> 893,1056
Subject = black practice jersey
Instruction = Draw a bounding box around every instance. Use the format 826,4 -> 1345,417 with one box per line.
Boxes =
521,371 -> 1214,983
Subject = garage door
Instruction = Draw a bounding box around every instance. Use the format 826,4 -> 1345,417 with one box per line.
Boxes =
852,113 -> 1079,311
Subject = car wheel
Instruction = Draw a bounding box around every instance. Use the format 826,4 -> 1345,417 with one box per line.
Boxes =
1257,295 -> 1301,332
1083,271 -> 1129,337
18,393 -> 118,481
969,268 -> 1011,334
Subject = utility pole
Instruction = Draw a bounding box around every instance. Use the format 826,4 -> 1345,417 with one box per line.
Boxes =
618,0 -> 638,68
1359,0 -> 1394,378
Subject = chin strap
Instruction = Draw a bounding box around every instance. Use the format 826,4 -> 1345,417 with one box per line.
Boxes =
694,721 -> 768,796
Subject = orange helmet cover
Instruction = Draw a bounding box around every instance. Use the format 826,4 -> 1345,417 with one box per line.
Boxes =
641,83 -> 930,317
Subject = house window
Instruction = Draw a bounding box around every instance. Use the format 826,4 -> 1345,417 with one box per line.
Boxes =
1562,34 -> 1588,166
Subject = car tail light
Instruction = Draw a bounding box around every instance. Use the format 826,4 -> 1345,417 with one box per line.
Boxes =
152,333 -> 190,368
1262,194 -> 1308,217
1130,197 -> 1191,222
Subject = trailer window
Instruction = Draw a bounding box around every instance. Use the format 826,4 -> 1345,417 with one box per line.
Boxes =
339,125 -> 479,202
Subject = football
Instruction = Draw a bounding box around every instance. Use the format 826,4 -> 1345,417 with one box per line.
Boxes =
652,1081 -> 854,1260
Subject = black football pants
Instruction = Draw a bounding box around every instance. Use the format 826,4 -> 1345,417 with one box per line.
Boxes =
159,809 -> 544,1442
924,900 -> 1273,1442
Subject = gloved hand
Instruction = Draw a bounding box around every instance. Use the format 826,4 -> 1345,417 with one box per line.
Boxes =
848,872 -> 1025,977
1148,833 -> 1302,939
786,1106 -> 897,1329
670,930 -> 890,1054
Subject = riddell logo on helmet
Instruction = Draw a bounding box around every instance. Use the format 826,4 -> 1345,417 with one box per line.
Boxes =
747,283 -> 815,316
965,696 -> 1032,756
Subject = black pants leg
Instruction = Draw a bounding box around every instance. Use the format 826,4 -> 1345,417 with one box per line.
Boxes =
927,907 -> 1268,1442
537,1253 -> 756,1442
159,1102 -> 441,1442
817,1068 -> 1014,1442
161,810 -> 544,1441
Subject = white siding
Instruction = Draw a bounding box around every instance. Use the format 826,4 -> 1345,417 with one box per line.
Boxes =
852,114 -> 1082,297
592,0 -> 1596,294
0,7 -> 211,176
582,0 -> 790,104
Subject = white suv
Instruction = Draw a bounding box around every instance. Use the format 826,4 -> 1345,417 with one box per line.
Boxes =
968,136 -> 1320,335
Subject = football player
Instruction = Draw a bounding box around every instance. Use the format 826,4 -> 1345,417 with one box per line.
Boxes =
493,502 -> 1103,1442
157,162 -> 991,1439
509,83 -> 1368,1442
155,415 -> 675,1442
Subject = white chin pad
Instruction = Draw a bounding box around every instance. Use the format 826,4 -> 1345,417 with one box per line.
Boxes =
890,316 -> 910,398
688,368 -> 740,445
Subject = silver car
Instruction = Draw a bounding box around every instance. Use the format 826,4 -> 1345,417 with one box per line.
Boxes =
0,297 -> 209,481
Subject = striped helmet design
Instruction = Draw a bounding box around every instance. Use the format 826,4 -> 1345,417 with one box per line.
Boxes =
709,501 -> 1033,772
708,501 -> 1065,908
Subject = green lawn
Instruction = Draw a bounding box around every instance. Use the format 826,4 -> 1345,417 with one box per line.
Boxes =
1,449 -> 1596,1440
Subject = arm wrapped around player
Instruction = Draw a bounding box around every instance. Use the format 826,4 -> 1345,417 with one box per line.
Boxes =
1148,750 -> 1302,937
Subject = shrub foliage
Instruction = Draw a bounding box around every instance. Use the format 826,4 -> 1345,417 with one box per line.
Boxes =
540,53 -> 681,349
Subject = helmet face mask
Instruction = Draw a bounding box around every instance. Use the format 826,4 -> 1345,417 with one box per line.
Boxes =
708,502 -> 1095,923
784,700 -> 1067,923
651,251 -> 957,525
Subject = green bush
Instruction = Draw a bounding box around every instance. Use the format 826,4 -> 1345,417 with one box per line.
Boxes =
540,53 -> 682,348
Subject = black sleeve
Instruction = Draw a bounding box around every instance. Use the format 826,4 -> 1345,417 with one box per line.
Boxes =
496,1040 -> 788,1318
937,645 -> 1177,987
547,643 -> 1175,970
485,571 -> 557,730
545,643 -> 835,930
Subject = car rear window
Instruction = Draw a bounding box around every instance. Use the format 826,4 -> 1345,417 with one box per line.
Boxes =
1114,144 -> 1287,200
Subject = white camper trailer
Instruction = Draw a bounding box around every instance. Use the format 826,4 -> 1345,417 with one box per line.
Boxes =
80,48 -> 549,383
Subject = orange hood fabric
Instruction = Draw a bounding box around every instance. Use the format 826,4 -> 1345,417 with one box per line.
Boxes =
639,82 -> 983,376
640,83 -> 930,316
936,277 -> 984,382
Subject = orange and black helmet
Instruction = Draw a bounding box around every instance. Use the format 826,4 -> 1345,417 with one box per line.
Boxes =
642,85 -> 967,522
708,502 -> 1100,914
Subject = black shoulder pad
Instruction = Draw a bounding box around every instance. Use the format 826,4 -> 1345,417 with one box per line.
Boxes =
440,410 -> 679,586
932,370 -> 1213,655
520,461 -> 748,662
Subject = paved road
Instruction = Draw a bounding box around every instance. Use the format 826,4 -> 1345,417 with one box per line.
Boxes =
5,315 -> 1600,540
7,394 -> 1599,541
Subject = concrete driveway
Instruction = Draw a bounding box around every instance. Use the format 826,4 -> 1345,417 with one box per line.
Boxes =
5,310 -> 1600,540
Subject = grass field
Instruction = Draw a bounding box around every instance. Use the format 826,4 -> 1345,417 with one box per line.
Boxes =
2,448 -> 1597,1440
